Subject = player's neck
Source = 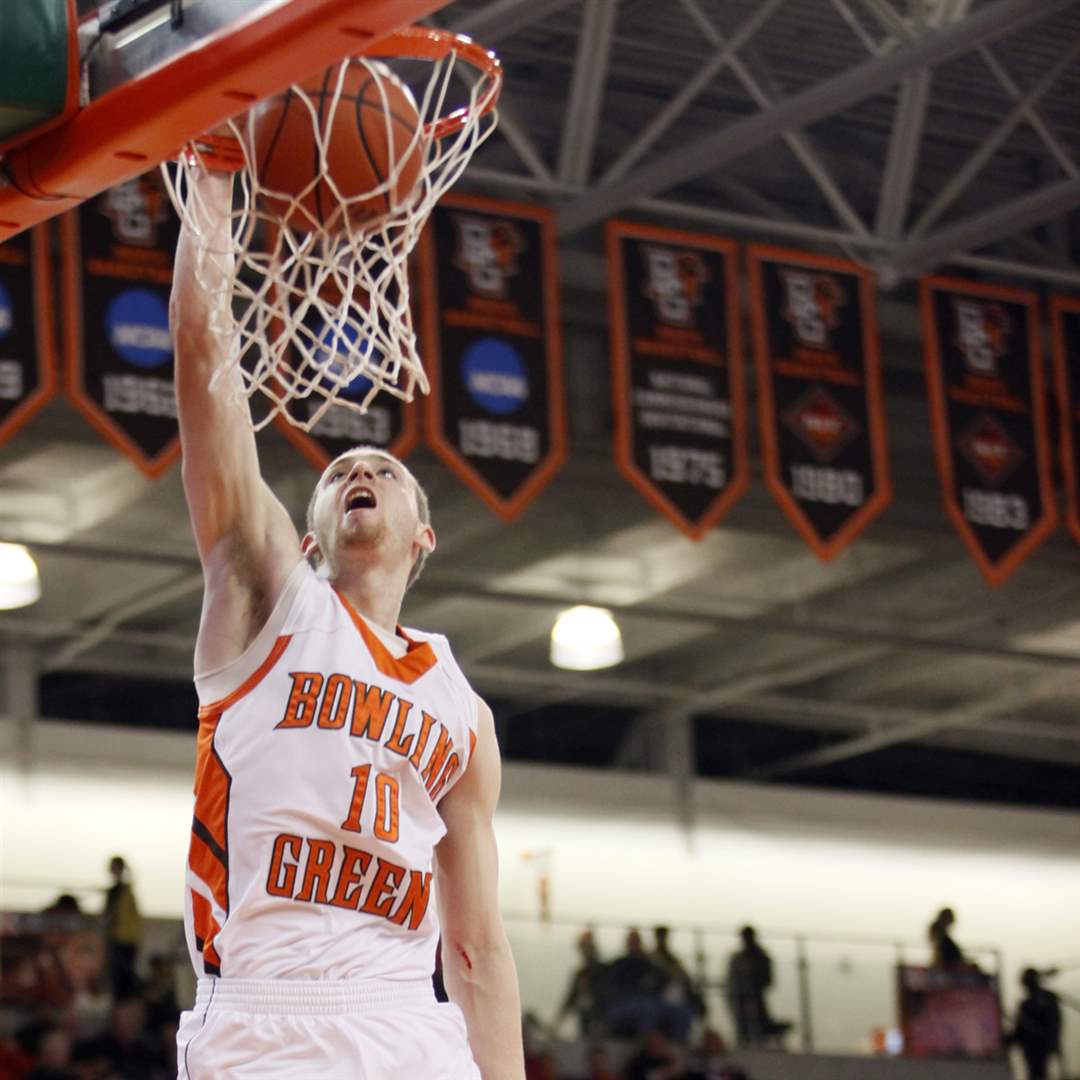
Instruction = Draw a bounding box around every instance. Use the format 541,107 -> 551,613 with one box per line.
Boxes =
329,560 -> 406,635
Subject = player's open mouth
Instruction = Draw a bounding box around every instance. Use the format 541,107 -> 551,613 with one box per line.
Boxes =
344,487 -> 376,512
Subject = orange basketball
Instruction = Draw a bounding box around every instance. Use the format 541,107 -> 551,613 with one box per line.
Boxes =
252,60 -> 424,233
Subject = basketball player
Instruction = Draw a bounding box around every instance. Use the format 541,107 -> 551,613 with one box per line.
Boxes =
170,170 -> 525,1079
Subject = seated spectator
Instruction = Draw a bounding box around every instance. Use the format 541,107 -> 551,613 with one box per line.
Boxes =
72,995 -> 166,1079
25,1023 -> 76,1080
578,1045 -> 621,1080
622,1027 -> 686,1080
555,930 -> 609,1039
684,1028 -> 750,1080
927,907 -> 965,970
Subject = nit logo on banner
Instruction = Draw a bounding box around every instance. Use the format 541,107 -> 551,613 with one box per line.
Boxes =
103,288 -> 176,418
452,216 -> 524,298
780,270 -> 845,349
0,279 -> 12,340
641,246 -> 708,328
953,299 -> 1010,378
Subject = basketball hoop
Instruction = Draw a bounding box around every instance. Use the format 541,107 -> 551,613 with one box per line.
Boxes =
162,28 -> 501,431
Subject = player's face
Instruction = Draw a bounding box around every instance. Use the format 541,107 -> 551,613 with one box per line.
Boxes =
309,451 -> 427,571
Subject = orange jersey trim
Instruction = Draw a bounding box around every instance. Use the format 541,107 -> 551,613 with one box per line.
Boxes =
332,590 -> 438,685
197,634 -> 293,720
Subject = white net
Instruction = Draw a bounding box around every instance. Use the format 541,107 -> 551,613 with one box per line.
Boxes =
162,30 -> 500,431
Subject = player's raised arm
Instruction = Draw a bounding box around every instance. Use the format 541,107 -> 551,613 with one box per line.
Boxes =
434,699 -> 525,1080
170,169 -> 301,666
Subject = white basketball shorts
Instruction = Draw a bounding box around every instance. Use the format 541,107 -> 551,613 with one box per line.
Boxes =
177,977 -> 481,1079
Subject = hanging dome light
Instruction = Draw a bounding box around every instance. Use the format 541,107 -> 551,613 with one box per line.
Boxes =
550,605 -> 624,671
0,543 -> 41,609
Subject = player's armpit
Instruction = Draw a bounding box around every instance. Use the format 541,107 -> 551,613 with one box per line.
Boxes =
435,699 -> 525,1080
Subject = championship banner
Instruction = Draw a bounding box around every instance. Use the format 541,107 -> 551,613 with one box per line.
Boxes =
748,245 -> 890,559
419,194 -> 565,521
607,221 -> 747,539
0,227 -> 58,447
61,172 -> 180,477
921,277 -> 1055,586
274,255 -> 421,469
1051,295 -> 1080,546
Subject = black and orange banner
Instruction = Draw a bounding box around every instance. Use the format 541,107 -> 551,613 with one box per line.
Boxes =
420,194 -> 565,521
1051,295 -> 1080,546
62,171 -> 180,477
748,245 -> 890,559
274,257 -> 421,473
607,221 -> 747,539
921,277 -> 1055,586
0,227 -> 57,447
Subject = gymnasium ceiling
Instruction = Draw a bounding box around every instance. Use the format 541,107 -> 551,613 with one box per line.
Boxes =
4,0 -> 1080,810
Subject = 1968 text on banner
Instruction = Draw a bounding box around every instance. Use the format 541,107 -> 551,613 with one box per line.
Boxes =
62,172 -> 180,477
922,277 -> 1055,586
421,195 -> 565,521
0,227 -> 57,447
748,245 -> 891,560
607,221 -> 747,539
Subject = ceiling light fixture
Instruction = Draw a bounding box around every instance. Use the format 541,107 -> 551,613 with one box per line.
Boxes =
550,605 -> 624,671
0,543 -> 41,609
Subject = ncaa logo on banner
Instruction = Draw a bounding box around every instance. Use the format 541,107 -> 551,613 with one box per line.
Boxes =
452,216 -> 525,298
106,289 -> 172,368
462,338 -> 529,415
0,279 -> 12,340
953,299 -> 1009,378
640,245 -> 709,329
780,269 -> 845,349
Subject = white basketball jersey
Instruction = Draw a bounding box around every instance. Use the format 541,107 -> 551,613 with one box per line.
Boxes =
183,560 -> 478,983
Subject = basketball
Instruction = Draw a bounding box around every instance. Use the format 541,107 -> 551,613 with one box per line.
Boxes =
251,60 -> 425,233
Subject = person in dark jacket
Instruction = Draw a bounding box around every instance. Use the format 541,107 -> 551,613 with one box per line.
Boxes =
1007,968 -> 1062,1080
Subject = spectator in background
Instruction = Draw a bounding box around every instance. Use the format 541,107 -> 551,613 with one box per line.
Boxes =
927,907 -> 965,971
652,927 -> 702,1034
576,1045 -> 621,1080
726,926 -> 777,1048
101,857 -> 142,999
606,929 -> 666,1039
1007,968 -> 1062,1080
73,995 -> 164,1079
622,1027 -> 686,1080
555,930 -> 609,1039
25,1023 -> 77,1080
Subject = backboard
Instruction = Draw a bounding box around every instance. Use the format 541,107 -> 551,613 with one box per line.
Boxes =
0,0 -> 453,242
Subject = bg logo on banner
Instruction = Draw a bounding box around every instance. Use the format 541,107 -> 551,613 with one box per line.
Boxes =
607,221 -> 747,539
62,174 -> 181,477
921,277 -> 1055,586
748,246 -> 891,559
0,228 -> 58,448
1051,295 -> 1080,546
420,196 -> 565,521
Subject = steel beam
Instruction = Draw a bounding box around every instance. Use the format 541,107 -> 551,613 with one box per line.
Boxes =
874,69 -> 931,240
909,39 -> 1080,238
599,0 -> 785,185
556,0 -> 620,186
748,671 -> 1075,778
892,175 -> 1080,274
448,0 -> 579,44
556,0 -> 1076,235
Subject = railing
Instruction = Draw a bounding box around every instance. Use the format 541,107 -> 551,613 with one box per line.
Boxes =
502,913 -> 1004,1057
